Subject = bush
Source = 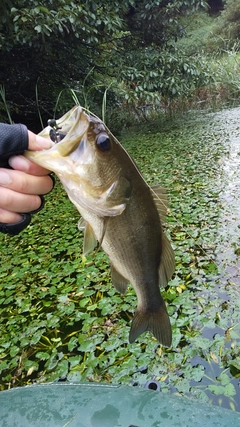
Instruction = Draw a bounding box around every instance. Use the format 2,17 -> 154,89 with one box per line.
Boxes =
206,0 -> 240,52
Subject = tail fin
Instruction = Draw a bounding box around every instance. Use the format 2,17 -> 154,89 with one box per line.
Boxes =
129,305 -> 172,347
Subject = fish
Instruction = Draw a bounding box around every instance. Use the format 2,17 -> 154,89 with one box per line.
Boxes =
25,106 -> 175,346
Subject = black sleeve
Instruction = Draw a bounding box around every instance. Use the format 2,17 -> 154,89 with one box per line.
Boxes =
0,123 -> 32,235
0,123 -> 28,168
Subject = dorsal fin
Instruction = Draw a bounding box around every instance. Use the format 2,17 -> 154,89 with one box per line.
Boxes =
151,184 -> 169,224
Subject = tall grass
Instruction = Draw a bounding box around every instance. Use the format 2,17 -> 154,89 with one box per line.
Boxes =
0,85 -> 13,124
209,50 -> 240,100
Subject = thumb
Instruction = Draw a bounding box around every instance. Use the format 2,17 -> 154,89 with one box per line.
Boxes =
28,130 -> 53,151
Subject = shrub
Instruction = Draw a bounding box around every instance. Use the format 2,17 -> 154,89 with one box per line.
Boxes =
206,0 -> 240,52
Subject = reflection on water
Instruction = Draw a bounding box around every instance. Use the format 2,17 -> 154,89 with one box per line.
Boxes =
214,109 -> 240,286
195,107 -> 240,410
148,106 -> 240,412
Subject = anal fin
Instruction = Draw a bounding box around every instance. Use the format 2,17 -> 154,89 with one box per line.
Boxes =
159,232 -> 175,288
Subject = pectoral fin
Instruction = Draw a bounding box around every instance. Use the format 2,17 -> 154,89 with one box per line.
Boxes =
106,176 -> 132,208
70,177 -> 131,218
97,218 -> 108,249
159,232 -> 175,288
110,264 -> 129,294
91,176 -> 132,217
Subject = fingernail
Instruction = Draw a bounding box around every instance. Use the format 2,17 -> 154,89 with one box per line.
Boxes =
0,171 -> 12,185
36,136 -> 54,149
8,156 -> 30,170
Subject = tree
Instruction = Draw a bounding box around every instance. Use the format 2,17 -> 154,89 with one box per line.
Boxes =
0,0 -> 130,126
0,0 -> 208,128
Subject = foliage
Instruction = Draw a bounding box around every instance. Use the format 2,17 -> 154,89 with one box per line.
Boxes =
175,11 -> 216,54
0,0 -> 129,49
0,0 -> 208,127
114,48 -> 213,105
1,107 -> 240,412
205,0 -> 240,52
104,47 -> 240,132
207,50 -> 240,101
164,49 -> 240,115
0,85 -> 13,124
123,0 -> 207,47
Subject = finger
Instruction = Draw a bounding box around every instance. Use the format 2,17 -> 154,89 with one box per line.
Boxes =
0,207 -> 23,224
0,169 -> 54,195
28,131 -> 53,151
8,155 -> 51,176
0,187 -> 42,214
8,131 -> 54,174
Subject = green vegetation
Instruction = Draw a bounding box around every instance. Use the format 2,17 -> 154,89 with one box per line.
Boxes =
0,1 -> 227,125
0,0 -> 208,125
175,11 -> 216,54
1,110 -> 240,411
1,1 -> 240,129
205,0 -> 240,52
0,0 -> 240,414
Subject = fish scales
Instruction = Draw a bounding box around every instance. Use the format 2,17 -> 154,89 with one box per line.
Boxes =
25,106 -> 175,346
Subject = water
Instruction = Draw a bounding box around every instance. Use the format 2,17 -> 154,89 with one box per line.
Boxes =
129,106 -> 240,412
1,104 -> 239,413
213,108 -> 240,286
184,107 -> 240,410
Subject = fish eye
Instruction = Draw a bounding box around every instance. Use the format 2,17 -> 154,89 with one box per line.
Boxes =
95,134 -> 111,152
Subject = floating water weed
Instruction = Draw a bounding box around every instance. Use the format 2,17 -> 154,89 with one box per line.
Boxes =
0,107 -> 239,412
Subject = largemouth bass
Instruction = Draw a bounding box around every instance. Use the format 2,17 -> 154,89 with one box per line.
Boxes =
25,106 -> 175,346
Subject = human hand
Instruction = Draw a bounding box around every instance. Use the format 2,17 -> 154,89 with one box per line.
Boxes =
0,129 -> 54,234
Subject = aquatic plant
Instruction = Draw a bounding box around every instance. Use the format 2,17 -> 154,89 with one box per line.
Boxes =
0,107 -> 239,412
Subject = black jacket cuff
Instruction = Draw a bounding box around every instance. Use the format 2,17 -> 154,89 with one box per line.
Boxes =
0,213 -> 31,235
0,123 -> 28,168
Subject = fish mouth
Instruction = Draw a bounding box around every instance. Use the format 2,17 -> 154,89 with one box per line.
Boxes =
25,106 -> 92,173
68,137 -> 94,166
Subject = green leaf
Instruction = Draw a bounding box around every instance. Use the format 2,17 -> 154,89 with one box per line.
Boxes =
208,385 -> 225,395
224,383 -> 236,397
34,25 -> 42,33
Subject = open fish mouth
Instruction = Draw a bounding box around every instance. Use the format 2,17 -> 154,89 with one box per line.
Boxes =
67,138 -> 95,166
25,106 -> 93,172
